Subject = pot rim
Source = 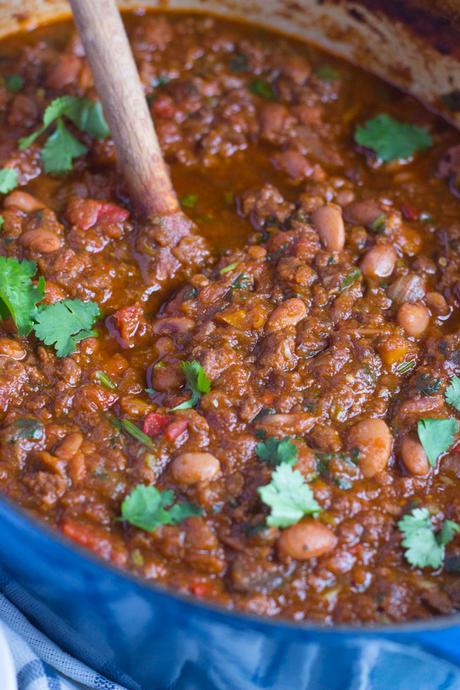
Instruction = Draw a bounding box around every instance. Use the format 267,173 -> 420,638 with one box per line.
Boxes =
1,492 -> 459,636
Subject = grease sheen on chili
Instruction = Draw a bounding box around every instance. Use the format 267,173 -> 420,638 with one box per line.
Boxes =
1,12 -> 460,625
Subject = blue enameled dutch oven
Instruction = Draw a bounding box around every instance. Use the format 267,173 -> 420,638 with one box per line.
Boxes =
2,1 -> 460,688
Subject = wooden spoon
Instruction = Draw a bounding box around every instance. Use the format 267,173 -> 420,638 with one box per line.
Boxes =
69,0 -> 179,219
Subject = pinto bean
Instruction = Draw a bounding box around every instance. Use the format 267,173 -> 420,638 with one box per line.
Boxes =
171,452 -> 221,484
311,203 -> 345,252
400,436 -> 430,476
425,291 -> 449,316
278,520 -> 337,560
256,412 -> 316,436
20,228 -> 61,253
55,432 -> 83,461
348,418 -> 392,478
360,244 -> 397,279
4,191 -> 45,212
397,302 -> 430,337
266,298 -> 307,333
343,199 -> 382,226
0,338 -> 26,360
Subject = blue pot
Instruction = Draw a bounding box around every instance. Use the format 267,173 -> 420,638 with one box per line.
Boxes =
1,496 -> 460,690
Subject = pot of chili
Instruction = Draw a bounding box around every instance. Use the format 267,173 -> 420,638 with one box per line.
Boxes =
1,1 -> 460,689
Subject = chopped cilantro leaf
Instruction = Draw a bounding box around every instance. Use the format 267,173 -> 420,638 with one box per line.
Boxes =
41,119 -> 88,174
258,463 -> 321,527
11,417 -> 44,442
5,74 -> 24,92
96,371 -> 117,390
180,193 -> 198,209
0,168 -> 18,194
396,359 -> 416,375
445,376 -> 460,411
229,53 -> 249,72
171,360 -> 211,411
398,507 -> 460,569
0,257 -> 44,336
111,417 -> 155,450
314,66 -> 341,82
249,79 -> 277,101
32,299 -> 100,357
255,436 -> 298,466
232,273 -> 253,290
416,373 -> 441,396
340,269 -> 361,291
369,213 -> 387,233
417,417 -> 458,467
219,261 -> 239,275
0,216 -> 4,230
355,114 -> 432,162
121,484 -> 202,532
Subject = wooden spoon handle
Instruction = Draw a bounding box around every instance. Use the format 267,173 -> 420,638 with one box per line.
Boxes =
69,0 -> 179,218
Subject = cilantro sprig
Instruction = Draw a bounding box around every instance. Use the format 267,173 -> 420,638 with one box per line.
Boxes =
445,376 -> 460,411
171,361 -> 211,411
355,114 -> 432,162
258,463 -> 321,527
417,418 -> 458,467
33,299 -> 100,357
256,436 -> 298,466
0,168 -> 18,194
19,95 -> 109,174
121,484 -> 202,532
0,257 -> 100,356
0,257 -> 45,336
398,508 -> 460,569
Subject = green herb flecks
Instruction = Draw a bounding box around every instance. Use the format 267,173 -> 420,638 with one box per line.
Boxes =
369,213 -> 387,233
180,193 -> 198,209
416,373 -> 441,396
11,417 -> 44,442
249,79 -> 277,101
171,361 -> 211,411
111,417 -> 155,451
256,436 -> 298,466
5,74 -> 24,92
340,269 -> 361,291
96,371 -> 117,390
314,66 -> 341,82
396,360 -> 416,376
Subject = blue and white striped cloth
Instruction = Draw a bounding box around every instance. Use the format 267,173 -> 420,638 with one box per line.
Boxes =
0,593 -> 127,690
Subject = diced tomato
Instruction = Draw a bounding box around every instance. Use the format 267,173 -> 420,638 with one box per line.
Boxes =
143,412 -> 171,437
150,93 -> 175,119
164,418 -> 189,442
113,304 -> 143,342
189,581 -> 213,598
67,197 -> 129,230
401,202 -> 419,222
95,201 -> 129,225
62,519 -> 127,566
